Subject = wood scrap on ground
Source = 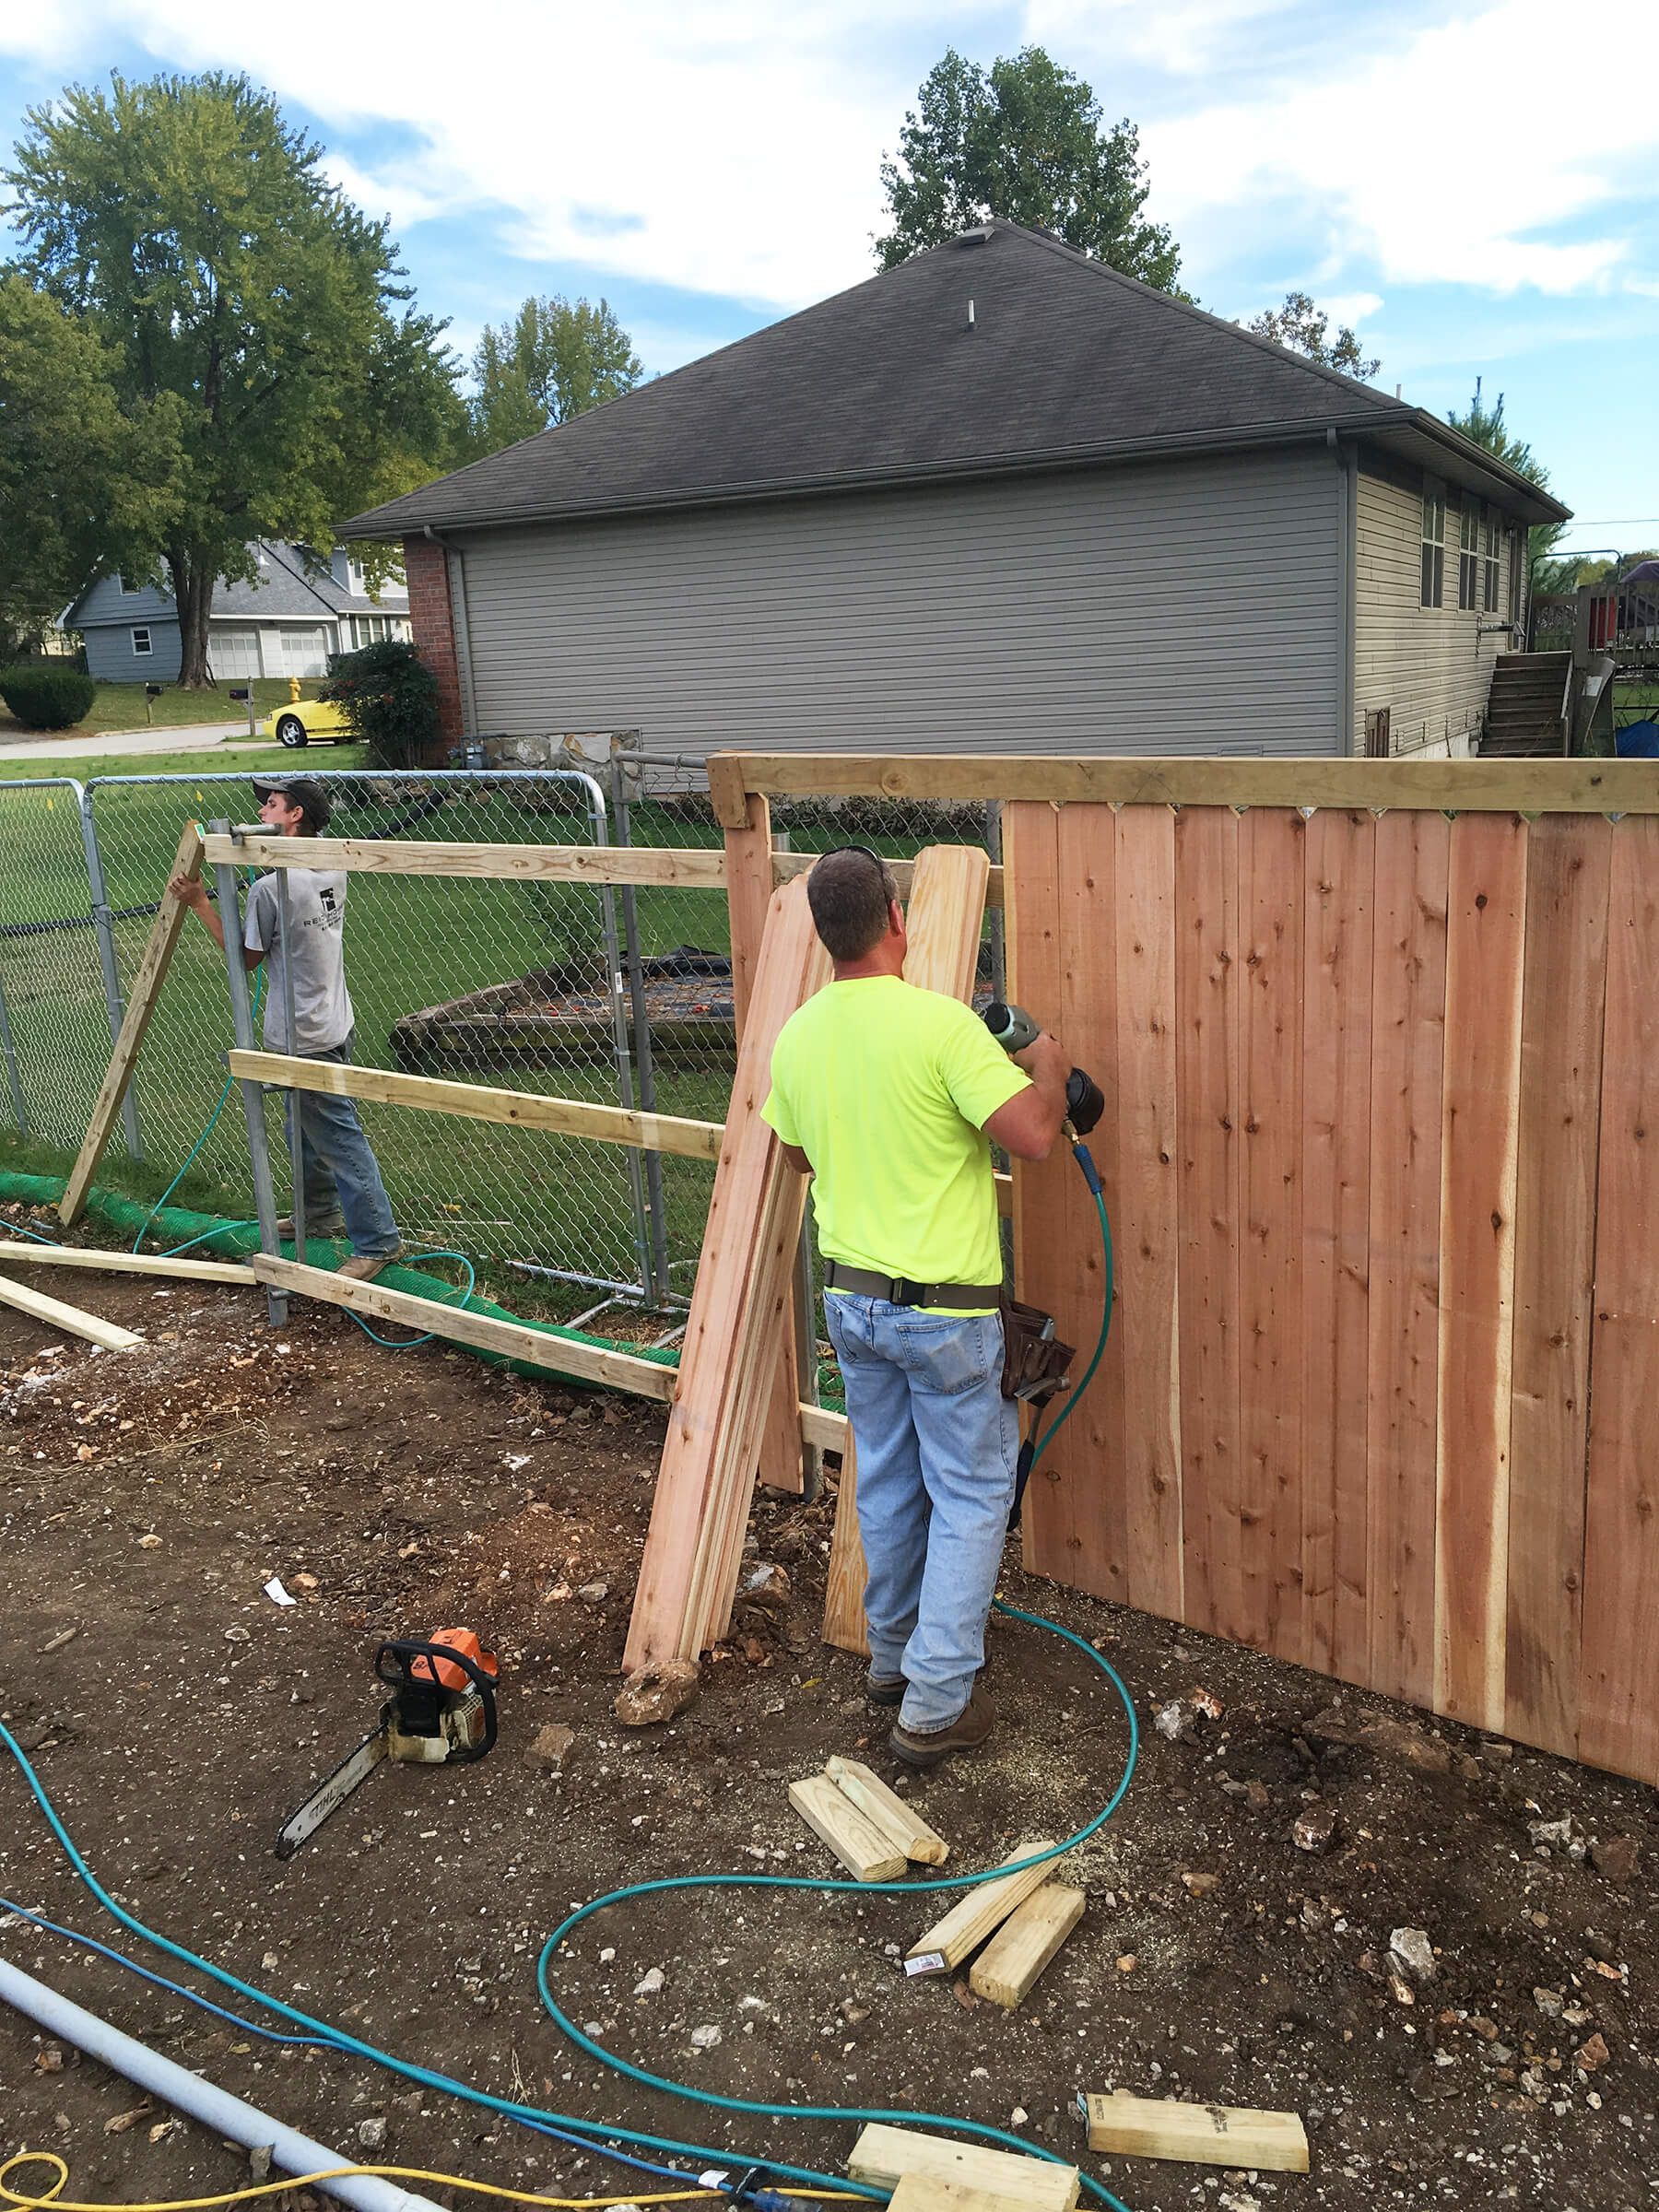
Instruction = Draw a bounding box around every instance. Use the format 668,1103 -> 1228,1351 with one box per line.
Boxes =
905,1840 -> 1061,1971
786,1773 -> 907,1882
1083,2091 -> 1309,2172
967,1882 -> 1086,2008
0,1270 -> 142,1352
825,1755 -> 949,1865
885,2181 -> 1047,2212
847,2124 -> 1080,2212
0,1242 -> 254,1284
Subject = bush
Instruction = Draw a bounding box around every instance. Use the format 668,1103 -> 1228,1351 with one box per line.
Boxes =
321,638 -> 442,769
0,664 -> 97,729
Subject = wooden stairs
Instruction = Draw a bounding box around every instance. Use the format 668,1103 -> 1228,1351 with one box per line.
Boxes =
1479,652 -> 1571,758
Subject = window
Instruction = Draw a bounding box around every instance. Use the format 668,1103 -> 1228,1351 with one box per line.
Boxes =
1484,512 -> 1501,614
1420,483 -> 1445,608
1508,527 -> 1524,626
118,575 -> 138,595
1457,499 -> 1481,610
130,626 -> 152,655
350,613 -> 411,648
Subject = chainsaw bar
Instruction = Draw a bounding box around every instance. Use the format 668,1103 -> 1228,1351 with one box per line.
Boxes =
275,1714 -> 389,1859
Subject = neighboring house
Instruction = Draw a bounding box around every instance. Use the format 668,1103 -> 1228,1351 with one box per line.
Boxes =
342,222 -> 1567,763
65,542 -> 411,685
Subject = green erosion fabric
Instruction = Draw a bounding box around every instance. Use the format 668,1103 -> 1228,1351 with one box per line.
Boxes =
0,1171 -> 681,1395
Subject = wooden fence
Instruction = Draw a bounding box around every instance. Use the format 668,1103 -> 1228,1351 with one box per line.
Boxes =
710,756 -> 1659,1789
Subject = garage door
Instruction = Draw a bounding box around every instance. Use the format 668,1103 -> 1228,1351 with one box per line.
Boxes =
276,626 -> 331,677
209,626 -> 261,680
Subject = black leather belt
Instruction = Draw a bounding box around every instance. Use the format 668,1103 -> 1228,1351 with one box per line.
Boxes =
823,1260 -> 1003,1309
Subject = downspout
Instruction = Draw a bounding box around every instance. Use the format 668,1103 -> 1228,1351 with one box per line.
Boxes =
423,523 -> 479,737
1331,428 -> 1358,755
0,1955 -> 443,2212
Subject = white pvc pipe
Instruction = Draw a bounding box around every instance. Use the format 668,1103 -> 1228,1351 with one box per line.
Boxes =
0,1956 -> 444,2212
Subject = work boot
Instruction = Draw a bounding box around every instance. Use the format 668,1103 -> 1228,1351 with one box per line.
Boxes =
865,1671 -> 906,1707
339,1247 -> 400,1283
889,1682 -> 996,1769
276,1213 -> 345,1241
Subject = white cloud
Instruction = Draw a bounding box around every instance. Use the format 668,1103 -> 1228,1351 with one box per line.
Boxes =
1025,0 -> 1297,76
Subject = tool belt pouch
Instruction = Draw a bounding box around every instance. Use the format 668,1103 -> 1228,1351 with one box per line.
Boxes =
999,1294 -> 1075,1406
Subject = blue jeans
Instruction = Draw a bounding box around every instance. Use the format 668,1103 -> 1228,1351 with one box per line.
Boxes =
283,1033 -> 399,1258
824,1294 -> 1018,1733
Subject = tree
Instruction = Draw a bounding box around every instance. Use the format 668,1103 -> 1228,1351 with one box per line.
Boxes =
1246,291 -> 1380,381
0,273 -> 178,655
469,295 -> 642,457
1446,379 -> 1565,593
5,72 -> 465,685
875,46 -> 1182,291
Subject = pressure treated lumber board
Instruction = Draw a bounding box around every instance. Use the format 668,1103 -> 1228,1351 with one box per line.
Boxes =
967,1882 -> 1085,2008
1364,809 -> 1449,1709
1299,809 -> 1374,1681
251,1255 -> 678,1400
707,749 -> 1659,823
624,873 -> 829,1673
228,1053 -> 725,1160
847,2125 -> 1080,2212
906,1841 -> 1060,1969
0,1272 -> 142,1351
787,1774 -> 907,1882
886,2179 -> 1038,2212
1083,2092 -> 1309,2172
825,1757 -> 949,1865
0,1242 -> 255,1285
817,843 -> 992,1656
201,833 -> 727,888
772,850 -> 1006,908
1503,816 -> 1609,1759
60,822 -> 203,1227
725,793 -> 805,1499
1577,818 -> 1659,1780
1434,813 -> 1527,1733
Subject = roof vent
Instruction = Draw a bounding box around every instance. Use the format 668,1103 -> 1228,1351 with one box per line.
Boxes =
955,225 -> 993,247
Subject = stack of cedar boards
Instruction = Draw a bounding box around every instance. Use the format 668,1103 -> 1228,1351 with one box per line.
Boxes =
623,847 -> 990,1676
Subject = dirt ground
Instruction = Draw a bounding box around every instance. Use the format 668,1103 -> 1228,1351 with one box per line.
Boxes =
2,1224 -> 1655,2212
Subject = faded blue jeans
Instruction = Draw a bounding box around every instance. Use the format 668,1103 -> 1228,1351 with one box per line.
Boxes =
283,1032 -> 400,1258
825,1293 -> 1018,1734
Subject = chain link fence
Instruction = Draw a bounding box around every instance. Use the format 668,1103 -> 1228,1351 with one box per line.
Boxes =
0,757 -> 1000,1331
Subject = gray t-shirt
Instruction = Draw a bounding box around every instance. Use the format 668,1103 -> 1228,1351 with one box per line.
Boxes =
243,868 -> 354,1053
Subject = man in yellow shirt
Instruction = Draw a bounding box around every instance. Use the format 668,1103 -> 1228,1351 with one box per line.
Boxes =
762,847 -> 1067,1764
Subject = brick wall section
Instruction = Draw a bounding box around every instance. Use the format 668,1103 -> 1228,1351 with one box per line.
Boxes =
403,533 -> 464,746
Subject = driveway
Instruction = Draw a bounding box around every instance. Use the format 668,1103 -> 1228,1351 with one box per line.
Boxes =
0,721 -> 258,765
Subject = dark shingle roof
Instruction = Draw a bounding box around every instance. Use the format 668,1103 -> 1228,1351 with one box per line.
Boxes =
343,223 -> 1568,537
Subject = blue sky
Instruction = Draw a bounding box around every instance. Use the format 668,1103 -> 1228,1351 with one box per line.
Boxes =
3,0 -> 1654,556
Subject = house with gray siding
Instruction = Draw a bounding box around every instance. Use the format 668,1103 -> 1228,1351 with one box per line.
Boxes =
343,223 -> 1567,764
65,542 -> 410,685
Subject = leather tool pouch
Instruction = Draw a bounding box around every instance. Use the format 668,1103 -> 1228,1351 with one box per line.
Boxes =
999,1295 -> 1076,1405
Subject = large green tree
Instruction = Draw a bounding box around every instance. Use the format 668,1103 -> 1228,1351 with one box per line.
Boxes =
1446,379 -> 1566,592
4,72 -> 465,684
875,46 -> 1181,290
0,273 -> 176,653
1246,290 -> 1379,381
468,294 -> 643,456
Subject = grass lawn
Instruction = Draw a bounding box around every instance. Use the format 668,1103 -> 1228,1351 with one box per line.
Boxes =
0,676 -> 336,739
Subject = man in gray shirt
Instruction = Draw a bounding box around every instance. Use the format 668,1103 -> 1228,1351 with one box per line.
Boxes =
171,775 -> 400,1279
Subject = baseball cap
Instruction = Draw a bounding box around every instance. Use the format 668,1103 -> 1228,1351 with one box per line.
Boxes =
251,774 -> 332,831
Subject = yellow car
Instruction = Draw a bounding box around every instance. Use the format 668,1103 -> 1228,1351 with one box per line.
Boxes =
263,696 -> 352,748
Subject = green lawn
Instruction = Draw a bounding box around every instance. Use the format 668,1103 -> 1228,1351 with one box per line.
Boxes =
0,676 -> 335,738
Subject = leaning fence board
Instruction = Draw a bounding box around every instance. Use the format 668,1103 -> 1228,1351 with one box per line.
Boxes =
1578,818 -> 1659,1779
200,833 -> 728,887
825,1757 -> 949,1865
0,1272 -> 142,1351
967,1883 -> 1085,2009
847,2125 -> 1079,2212
227,1052 -> 724,1161
787,1774 -> 907,1882
251,1255 -> 678,1401
1083,2092 -> 1309,2172
820,1437 -> 869,1656
1505,816 -> 1610,1758
0,1242 -> 256,1285
906,1841 -> 1060,1969
1434,813 -> 1527,1734
60,823 -> 204,1227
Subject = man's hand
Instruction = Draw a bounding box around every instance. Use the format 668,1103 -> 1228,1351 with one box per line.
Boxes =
985,1030 -> 1071,1161
167,871 -> 207,909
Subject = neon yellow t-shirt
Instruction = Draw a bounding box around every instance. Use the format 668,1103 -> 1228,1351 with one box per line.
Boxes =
761,975 -> 1029,1313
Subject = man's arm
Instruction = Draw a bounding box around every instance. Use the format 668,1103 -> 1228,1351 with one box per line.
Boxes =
167,872 -> 263,971
983,1032 -> 1070,1161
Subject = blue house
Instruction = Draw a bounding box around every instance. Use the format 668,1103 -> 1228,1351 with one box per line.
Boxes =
65,542 -> 410,684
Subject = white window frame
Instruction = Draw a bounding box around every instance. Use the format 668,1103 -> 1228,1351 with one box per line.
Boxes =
118,575 -> 139,596
130,626 -> 153,656
1420,482 -> 1446,609
1457,499 -> 1481,611
1484,511 -> 1501,614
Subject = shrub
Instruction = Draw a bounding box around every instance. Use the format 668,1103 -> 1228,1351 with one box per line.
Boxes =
321,638 -> 442,769
0,664 -> 97,729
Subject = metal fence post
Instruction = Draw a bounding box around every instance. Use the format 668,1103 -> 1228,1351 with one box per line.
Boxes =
609,754 -> 672,1303
274,871 -> 306,1256
586,772 -> 655,1305
77,784 -> 144,1164
0,951 -> 28,1136
209,822 -> 288,1327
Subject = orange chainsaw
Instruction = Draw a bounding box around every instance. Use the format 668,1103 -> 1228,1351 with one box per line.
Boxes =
276,1630 -> 499,1859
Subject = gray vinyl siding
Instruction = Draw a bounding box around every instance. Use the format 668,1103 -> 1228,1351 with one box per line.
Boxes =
454,449 -> 1345,758
85,619 -> 183,682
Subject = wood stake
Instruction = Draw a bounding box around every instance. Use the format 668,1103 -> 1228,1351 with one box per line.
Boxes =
0,1272 -> 142,1351
905,1840 -> 1061,1970
786,1774 -> 907,1882
847,2125 -> 1079,2212
825,1757 -> 948,1865
1083,2092 -> 1309,2173
967,1883 -> 1085,2008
